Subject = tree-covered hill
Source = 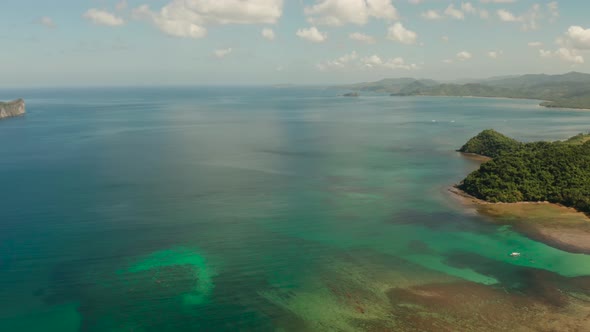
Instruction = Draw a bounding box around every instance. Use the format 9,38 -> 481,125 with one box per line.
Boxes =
458,129 -> 522,158
458,131 -> 590,214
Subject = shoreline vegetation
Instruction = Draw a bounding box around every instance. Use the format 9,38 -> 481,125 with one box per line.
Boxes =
457,129 -> 590,214
451,130 -> 590,253
338,71 -> 590,110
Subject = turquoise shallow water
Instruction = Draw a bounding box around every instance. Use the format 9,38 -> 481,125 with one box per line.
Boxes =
1,87 -> 590,331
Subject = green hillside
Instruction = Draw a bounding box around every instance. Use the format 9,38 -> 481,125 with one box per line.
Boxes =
458,131 -> 590,214
340,72 -> 590,109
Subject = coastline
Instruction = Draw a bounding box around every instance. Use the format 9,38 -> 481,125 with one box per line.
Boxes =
407,94 -> 590,111
448,186 -> 590,254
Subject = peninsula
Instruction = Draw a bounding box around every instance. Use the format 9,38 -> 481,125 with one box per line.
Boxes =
338,72 -> 590,110
0,99 -> 26,120
457,129 -> 590,214
453,130 -> 590,253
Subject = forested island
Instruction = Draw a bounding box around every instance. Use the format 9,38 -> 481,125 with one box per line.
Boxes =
339,72 -> 590,109
0,99 -> 25,120
457,130 -> 590,214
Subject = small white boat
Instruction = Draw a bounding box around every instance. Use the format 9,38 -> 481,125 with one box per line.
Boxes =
509,252 -> 521,257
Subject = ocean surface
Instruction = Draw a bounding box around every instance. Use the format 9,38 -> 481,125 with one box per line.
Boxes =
1,87 -> 590,331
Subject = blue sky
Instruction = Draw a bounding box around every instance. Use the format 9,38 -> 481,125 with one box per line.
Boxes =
1,0 -> 589,87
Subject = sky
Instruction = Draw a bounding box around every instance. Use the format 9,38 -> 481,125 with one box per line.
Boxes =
1,0 -> 590,87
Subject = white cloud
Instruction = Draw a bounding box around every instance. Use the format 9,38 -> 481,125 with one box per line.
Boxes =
387,23 -> 417,45
539,49 -> 552,58
116,0 -> 128,11
349,32 -> 376,44
262,28 -> 275,41
496,4 -> 554,31
83,9 -> 125,26
441,35 -> 449,42
361,55 -> 419,70
456,51 -> 472,61
423,3 -> 484,21
547,2 -> 559,22
565,26 -> 590,50
304,0 -> 398,26
444,5 -> 464,20
316,52 -> 418,71
461,3 -> 477,14
497,9 -> 520,22
214,48 -> 232,58
528,41 -> 543,47
555,48 -> 584,64
317,51 -> 358,70
296,27 -> 327,43
442,59 -> 454,64
480,0 -> 516,3
488,50 -> 503,58
421,10 -> 442,20
133,0 -> 283,39
37,16 -> 56,28
409,0 -> 422,4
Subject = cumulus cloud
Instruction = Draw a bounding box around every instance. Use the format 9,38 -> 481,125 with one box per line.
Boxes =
361,55 -> 419,70
555,48 -> 584,64
296,27 -> 327,43
37,16 -> 56,28
316,52 -> 419,71
488,50 -> 503,58
349,32 -> 376,44
528,41 -> 543,47
83,9 -> 125,26
421,10 -> 442,20
456,51 -> 472,61
133,0 -> 283,39
387,23 -> 417,45
539,49 -> 552,58
262,28 -> 275,40
539,48 -> 584,64
304,0 -> 398,26
497,9 -> 519,22
461,3 -> 477,14
547,1 -> 559,22
116,0 -> 128,11
316,51 -> 358,70
564,26 -> 590,50
444,5 -> 464,20
496,4 -> 557,31
214,48 -> 232,58
422,3 -> 485,21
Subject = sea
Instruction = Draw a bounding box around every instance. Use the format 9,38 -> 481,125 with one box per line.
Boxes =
1,87 -> 590,331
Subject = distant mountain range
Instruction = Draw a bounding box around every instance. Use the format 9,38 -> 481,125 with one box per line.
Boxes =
339,72 -> 590,110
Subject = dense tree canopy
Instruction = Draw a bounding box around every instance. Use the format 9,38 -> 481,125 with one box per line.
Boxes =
458,131 -> 590,214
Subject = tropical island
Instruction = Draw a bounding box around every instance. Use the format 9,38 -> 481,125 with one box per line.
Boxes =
0,99 -> 26,120
457,129 -> 590,214
451,130 -> 590,253
339,71 -> 590,109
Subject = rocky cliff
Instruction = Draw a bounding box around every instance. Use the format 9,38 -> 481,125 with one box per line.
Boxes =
0,99 -> 25,120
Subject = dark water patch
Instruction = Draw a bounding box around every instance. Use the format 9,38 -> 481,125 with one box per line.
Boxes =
387,282 -> 537,332
443,251 -> 588,307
